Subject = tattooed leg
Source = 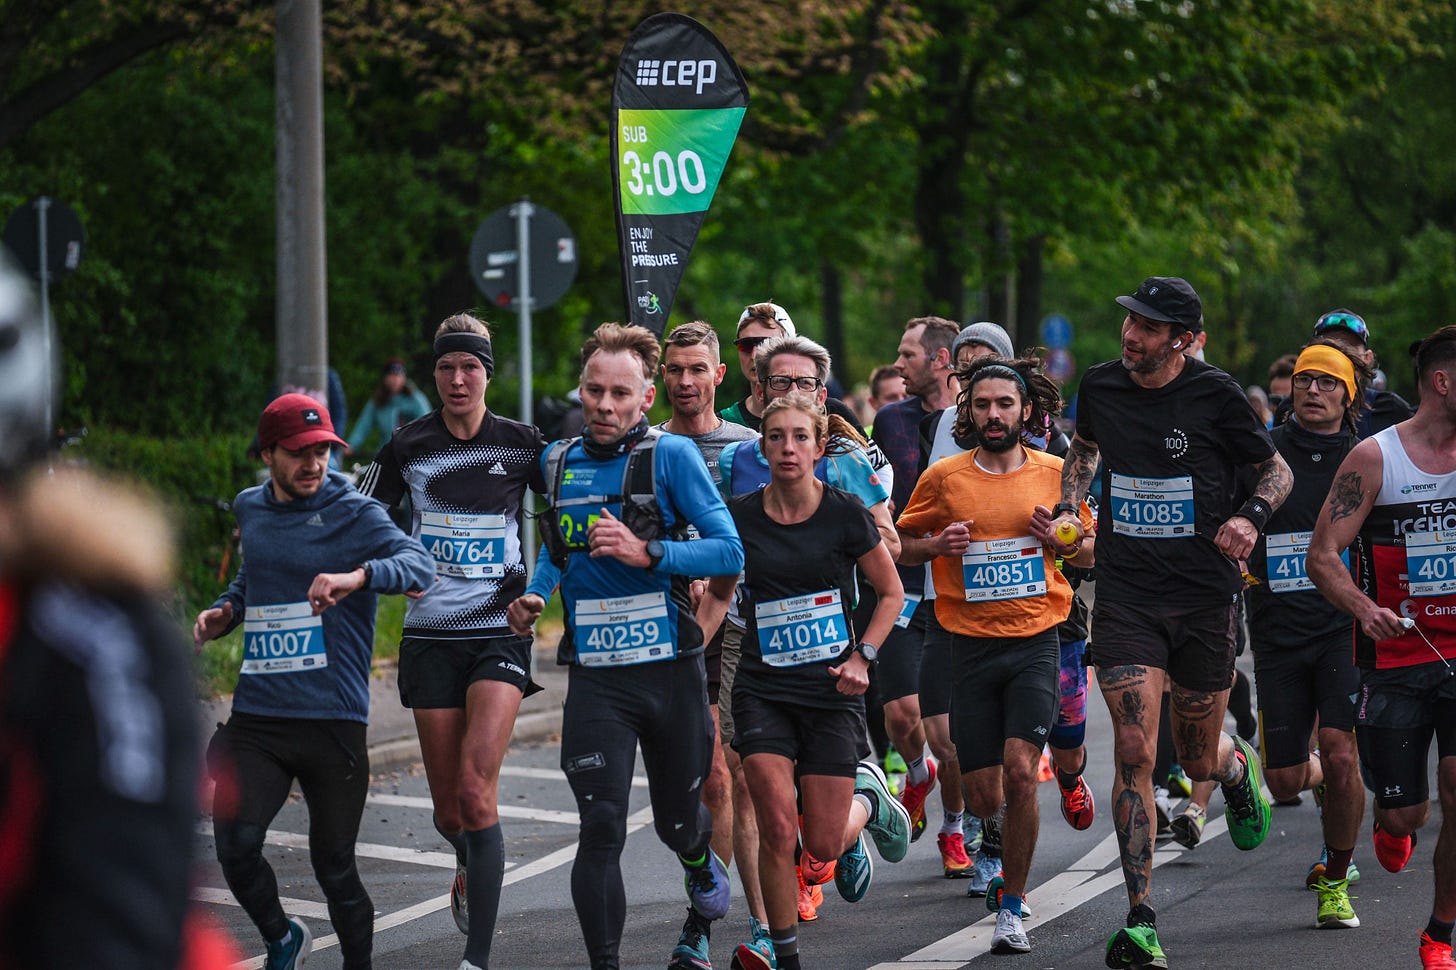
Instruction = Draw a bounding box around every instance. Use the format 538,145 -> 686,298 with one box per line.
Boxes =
1169,684 -> 1233,782
1098,665 -> 1164,906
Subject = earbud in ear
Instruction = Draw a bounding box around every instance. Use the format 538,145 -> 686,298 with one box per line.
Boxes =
1173,340 -> 1184,349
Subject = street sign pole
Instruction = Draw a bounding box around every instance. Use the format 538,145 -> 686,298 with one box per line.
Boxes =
510,199 -> 538,581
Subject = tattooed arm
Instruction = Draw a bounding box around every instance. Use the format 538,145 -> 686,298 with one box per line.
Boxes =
1307,439 -> 1403,639
1214,451 -> 1293,559
1052,434 -> 1101,541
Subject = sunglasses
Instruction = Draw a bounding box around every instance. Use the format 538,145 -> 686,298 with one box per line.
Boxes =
1314,311 -> 1369,342
734,336 -> 769,354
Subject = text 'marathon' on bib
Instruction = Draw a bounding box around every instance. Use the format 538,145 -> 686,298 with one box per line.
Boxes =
242,601 -> 326,675
419,510 -> 507,579
1110,473 -> 1195,538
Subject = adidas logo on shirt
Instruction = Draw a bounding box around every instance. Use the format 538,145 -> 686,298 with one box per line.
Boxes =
306,513 -> 325,527
488,462 -> 508,475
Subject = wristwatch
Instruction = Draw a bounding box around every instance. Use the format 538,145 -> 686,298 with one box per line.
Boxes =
646,539 -> 665,571
357,561 -> 373,588
856,642 -> 879,663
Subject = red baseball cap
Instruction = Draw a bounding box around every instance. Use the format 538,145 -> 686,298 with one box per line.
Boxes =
258,393 -> 345,451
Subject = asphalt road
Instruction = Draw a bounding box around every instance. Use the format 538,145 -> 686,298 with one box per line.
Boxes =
193,652 -> 1438,969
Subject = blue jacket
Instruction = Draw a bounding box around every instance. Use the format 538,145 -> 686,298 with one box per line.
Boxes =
215,471 -> 434,722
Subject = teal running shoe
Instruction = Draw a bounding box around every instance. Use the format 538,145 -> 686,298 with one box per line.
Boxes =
834,832 -> 873,903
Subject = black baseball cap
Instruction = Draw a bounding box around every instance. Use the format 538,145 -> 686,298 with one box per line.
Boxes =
1116,277 -> 1204,333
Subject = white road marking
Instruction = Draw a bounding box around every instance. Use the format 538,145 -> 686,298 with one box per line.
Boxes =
368,791 -> 581,825
190,886 -> 333,921
501,764 -> 650,787
195,822 -> 470,870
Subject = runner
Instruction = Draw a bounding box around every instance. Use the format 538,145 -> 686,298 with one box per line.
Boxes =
1308,326 -> 1456,968
654,320 -> 761,962
1051,276 -> 1291,969
506,323 -> 744,970
872,316 -> 969,873
898,355 -> 1094,955
196,393 -> 434,970
355,312 -> 547,970
1231,340 -> 1368,930
721,303 -> 798,429
698,392 -> 911,970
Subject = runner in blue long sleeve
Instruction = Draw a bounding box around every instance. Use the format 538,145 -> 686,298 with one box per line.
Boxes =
507,323 -> 744,970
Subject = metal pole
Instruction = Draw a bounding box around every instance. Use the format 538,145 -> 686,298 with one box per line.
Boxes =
512,199 -> 537,579
275,0 -> 328,405
36,197 -> 53,459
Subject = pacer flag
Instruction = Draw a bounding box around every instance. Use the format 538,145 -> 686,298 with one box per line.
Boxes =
612,13 -> 748,335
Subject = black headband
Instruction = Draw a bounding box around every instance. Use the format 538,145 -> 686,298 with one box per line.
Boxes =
971,363 -> 1028,396
433,333 -> 494,376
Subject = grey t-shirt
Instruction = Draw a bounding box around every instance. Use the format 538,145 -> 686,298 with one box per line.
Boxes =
656,418 -> 760,487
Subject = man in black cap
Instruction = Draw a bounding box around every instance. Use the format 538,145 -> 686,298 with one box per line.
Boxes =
1049,276 -> 1293,969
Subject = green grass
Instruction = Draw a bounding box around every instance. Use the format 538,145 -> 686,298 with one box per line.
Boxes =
195,591 -> 565,697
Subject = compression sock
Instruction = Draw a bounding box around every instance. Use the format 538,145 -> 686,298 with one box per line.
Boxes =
1056,753 -> 1088,790
1427,917 -> 1455,946
463,824 -> 505,967
771,926 -> 800,970
907,754 -> 930,786
435,813 -> 468,866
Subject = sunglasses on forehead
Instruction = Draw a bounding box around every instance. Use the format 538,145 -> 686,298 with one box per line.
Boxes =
1314,311 -> 1369,342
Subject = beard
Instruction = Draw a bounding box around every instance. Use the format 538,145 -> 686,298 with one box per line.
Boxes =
1121,340 -> 1178,374
976,419 -> 1023,453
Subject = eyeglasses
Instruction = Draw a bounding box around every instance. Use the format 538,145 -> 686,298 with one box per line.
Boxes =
1314,311 -> 1369,343
765,375 -> 824,392
734,336 -> 768,354
1292,373 -> 1341,392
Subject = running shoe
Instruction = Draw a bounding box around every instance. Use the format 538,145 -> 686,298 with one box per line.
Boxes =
1221,735 -> 1271,851
1152,786 -> 1173,837
885,746 -> 909,775
669,908 -> 713,970
799,848 -> 836,886
1374,822 -> 1416,873
898,757 -> 937,843
963,813 -> 984,853
938,831 -> 973,878
964,849 -> 1001,898
264,917 -> 312,970
984,875 -> 1031,917
981,809 -> 1004,857
1105,925 -> 1167,969
1421,931 -> 1456,970
834,832 -> 873,903
990,908 -> 1031,955
458,962 -> 483,970
1059,774 -> 1096,831
1169,806 -> 1205,849
682,850 -> 732,921
1166,764 -> 1193,798
796,865 -> 821,922
1312,876 -> 1359,929
1306,845 -> 1362,888
856,760 -> 912,863
731,917 -> 776,970
450,862 -> 469,934
1037,751 -> 1055,783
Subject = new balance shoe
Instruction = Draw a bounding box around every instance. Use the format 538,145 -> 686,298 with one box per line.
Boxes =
795,864 -> 821,921
983,875 -> 1031,917
1312,876 -> 1359,929
1306,845 -> 1362,888
964,848 -> 1001,898
856,760 -> 911,863
938,831 -> 973,878
1421,931 -> 1456,970
669,908 -> 713,970
1169,806 -> 1205,849
990,908 -> 1031,955
834,832 -> 873,903
1105,925 -> 1167,969
1374,822 -> 1416,873
799,848 -> 836,886
1221,735 -> 1271,851
264,917 -> 312,970
898,757 -> 937,843
682,850 -> 732,921
1152,786 -> 1173,837
450,862 -> 469,934
1059,774 -> 1096,831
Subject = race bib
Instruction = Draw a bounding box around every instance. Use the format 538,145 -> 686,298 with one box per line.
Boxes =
961,537 -> 1047,602
1266,531 -> 1349,593
755,589 -> 850,667
894,590 -> 924,629
576,591 -> 675,667
420,510 -> 507,579
1110,473 -> 1195,538
241,602 -> 326,675
1406,530 -> 1456,597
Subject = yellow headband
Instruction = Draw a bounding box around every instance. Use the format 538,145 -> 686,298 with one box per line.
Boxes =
1294,344 -> 1357,403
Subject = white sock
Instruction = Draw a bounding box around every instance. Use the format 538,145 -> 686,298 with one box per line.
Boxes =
941,810 -> 964,836
907,754 -> 930,786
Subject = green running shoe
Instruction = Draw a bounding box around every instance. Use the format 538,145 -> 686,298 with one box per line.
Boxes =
855,760 -> 911,863
1221,735 -> 1271,851
884,747 -> 909,775
1105,925 -> 1167,969
1312,876 -> 1359,929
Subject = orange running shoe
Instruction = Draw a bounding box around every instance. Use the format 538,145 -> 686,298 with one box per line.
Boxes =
796,865 -> 822,922
1374,822 -> 1416,873
937,831 -> 973,878
899,757 -> 937,843
1038,751 -> 1055,783
1058,774 -> 1096,831
1421,931 -> 1456,970
800,848 -> 836,886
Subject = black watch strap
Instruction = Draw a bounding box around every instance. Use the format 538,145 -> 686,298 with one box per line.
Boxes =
1052,502 -> 1080,519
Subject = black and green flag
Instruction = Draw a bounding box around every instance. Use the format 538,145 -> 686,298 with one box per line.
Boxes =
612,13 -> 748,335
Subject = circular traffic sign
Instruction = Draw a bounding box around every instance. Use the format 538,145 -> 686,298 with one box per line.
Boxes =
1040,313 -> 1073,350
3,197 -> 85,283
468,203 -> 578,312
1046,347 -> 1077,383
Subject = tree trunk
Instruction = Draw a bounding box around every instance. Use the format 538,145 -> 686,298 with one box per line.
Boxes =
1016,234 -> 1046,352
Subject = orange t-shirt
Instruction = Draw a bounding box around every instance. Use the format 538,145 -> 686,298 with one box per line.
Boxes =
896,448 -> 1091,638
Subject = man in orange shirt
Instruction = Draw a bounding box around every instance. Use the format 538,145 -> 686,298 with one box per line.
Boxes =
896,355 -> 1093,957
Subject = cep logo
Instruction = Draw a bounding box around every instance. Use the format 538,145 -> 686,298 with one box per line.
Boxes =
635,58 -> 719,94
1401,482 -> 1438,494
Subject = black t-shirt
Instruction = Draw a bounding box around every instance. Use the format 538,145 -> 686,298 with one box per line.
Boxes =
1075,357 -> 1276,605
731,486 -> 880,710
1241,420 -> 1356,647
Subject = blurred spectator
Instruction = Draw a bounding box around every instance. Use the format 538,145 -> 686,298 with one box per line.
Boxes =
1267,353 -> 1296,400
868,364 -> 907,411
347,357 -> 431,455
1245,384 -> 1274,429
